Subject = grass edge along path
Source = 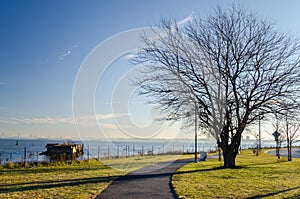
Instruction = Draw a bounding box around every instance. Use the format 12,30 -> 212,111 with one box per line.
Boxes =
172,149 -> 300,199
0,154 -> 188,199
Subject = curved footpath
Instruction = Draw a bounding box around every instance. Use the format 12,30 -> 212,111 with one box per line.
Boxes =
95,159 -> 193,199
266,149 -> 300,158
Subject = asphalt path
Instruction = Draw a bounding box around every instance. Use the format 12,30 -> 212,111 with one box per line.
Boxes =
95,159 -> 193,199
266,149 -> 300,158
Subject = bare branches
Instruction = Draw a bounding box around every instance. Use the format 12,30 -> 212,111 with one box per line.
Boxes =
132,6 -> 300,167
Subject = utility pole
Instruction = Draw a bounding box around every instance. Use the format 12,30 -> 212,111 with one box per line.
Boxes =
258,114 -> 261,149
286,109 -> 291,161
194,102 -> 198,163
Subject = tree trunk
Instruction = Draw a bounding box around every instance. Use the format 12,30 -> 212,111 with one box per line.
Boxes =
276,140 -> 280,159
288,141 -> 292,161
218,131 -> 240,168
218,118 -> 243,168
222,148 -> 237,168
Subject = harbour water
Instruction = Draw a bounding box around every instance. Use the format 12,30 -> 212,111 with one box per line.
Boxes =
0,138 -> 283,164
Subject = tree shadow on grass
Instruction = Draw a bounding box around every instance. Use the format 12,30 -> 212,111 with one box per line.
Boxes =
174,164 -> 252,175
244,186 -> 300,199
0,160 -> 189,194
176,166 -> 225,175
0,165 -> 111,175
0,175 -> 119,194
238,159 -> 291,170
101,161 -> 156,169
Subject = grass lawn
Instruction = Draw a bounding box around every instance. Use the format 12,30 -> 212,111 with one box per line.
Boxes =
101,154 -> 183,172
0,154 -> 182,199
172,149 -> 300,199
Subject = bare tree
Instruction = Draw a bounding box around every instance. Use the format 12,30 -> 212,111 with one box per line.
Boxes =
285,118 -> 300,161
244,128 -> 261,156
271,114 -> 286,159
277,110 -> 300,161
132,6 -> 300,168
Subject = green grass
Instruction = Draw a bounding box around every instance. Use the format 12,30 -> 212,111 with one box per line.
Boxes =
0,154 -> 183,199
172,149 -> 300,199
101,154 -> 183,172
0,160 -> 122,199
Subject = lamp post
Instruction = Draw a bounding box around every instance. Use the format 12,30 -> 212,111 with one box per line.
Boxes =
194,102 -> 198,163
258,114 -> 261,149
272,130 -> 281,159
285,107 -> 291,161
184,100 -> 198,163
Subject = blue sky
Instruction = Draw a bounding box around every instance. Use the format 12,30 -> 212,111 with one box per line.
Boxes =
1,0 -> 300,139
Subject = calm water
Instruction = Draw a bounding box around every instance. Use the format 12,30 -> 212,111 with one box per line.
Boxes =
0,138 -> 279,164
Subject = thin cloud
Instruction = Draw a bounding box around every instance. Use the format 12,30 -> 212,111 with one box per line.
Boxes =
125,52 -> 137,60
95,113 -> 128,120
125,14 -> 194,62
6,113 -> 127,126
98,122 -> 134,130
53,44 -> 78,61
74,113 -> 128,127
176,13 -> 194,27
135,13 -> 195,50
0,81 -> 7,85
9,117 -> 74,125
0,119 -> 18,124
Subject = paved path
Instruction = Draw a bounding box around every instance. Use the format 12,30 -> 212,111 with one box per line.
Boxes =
266,149 -> 300,158
95,159 -> 193,199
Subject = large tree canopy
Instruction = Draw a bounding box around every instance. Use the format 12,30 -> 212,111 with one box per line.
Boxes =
132,6 -> 300,168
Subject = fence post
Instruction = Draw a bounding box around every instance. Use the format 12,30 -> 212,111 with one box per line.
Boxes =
133,145 -> 135,156
152,145 -> 154,155
87,145 -> 90,161
128,145 -> 130,157
108,145 -> 110,159
98,145 -> 100,160
23,146 -> 27,166
117,145 -> 119,158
